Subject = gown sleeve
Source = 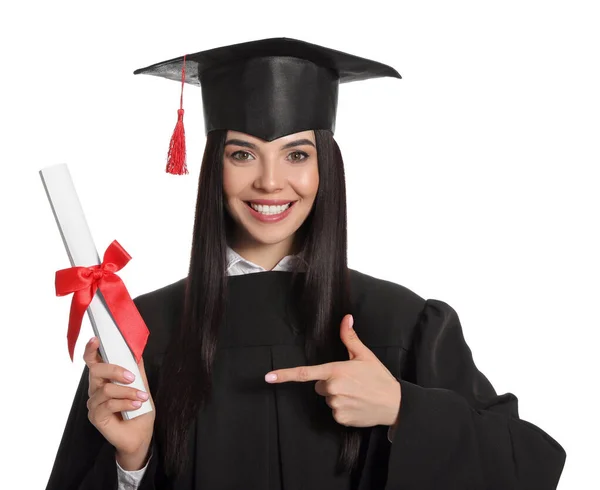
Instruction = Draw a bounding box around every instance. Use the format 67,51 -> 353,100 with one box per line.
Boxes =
385,299 -> 566,489
44,363 -> 161,490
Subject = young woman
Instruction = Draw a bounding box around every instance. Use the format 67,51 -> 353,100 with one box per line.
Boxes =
45,38 -> 566,490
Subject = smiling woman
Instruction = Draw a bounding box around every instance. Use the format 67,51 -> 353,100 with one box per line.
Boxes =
222,130 -> 320,260
44,37 -> 566,490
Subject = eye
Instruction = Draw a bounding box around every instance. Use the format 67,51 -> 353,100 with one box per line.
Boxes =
288,150 -> 309,162
231,150 -> 255,161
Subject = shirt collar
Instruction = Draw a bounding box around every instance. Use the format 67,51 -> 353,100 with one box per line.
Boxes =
226,246 -> 307,276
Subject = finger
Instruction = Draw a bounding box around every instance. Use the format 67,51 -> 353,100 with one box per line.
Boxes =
265,362 -> 337,383
89,362 -> 136,384
87,382 -> 149,412
315,379 -> 328,396
85,337 -> 104,396
91,397 -> 144,422
325,396 -> 340,410
332,408 -> 350,427
339,314 -> 373,360
83,337 -> 102,366
314,379 -> 343,397
88,362 -> 136,396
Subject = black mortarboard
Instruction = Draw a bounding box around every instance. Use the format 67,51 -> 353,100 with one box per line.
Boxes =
133,37 -> 401,174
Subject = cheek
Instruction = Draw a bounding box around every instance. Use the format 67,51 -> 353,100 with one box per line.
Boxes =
222,165 -> 244,200
292,165 -> 320,198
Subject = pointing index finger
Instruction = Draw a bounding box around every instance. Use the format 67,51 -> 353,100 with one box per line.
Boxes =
265,363 -> 336,383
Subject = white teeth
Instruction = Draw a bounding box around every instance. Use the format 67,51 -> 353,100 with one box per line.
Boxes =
250,203 -> 292,215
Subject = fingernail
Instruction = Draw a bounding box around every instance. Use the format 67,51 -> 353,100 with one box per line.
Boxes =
137,391 -> 149,400
124,370 -> 135,382
132,400 -> 142,408
88,337 -> 96,344
348,315 -> 354,329
265,373 -> 278,382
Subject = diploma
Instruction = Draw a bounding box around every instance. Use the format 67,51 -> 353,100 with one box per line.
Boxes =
40,163 -> 152,420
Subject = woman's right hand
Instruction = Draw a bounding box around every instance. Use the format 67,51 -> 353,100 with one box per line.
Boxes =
84,336 -> 156,470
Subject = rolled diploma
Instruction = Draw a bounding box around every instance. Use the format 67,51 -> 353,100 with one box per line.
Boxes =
39,163 -> 152,420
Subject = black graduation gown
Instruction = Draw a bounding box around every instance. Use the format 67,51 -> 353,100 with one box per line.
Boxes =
45,269 -> 566,489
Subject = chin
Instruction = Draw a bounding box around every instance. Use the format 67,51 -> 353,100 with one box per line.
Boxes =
243,223 -> 298,246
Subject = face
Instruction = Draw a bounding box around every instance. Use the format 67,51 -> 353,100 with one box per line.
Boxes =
222,129 -> 319,249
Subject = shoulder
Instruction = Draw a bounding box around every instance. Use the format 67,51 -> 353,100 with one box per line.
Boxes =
133,277 -> 186,314
133,277 -> 187,359
348,268 -> 426,349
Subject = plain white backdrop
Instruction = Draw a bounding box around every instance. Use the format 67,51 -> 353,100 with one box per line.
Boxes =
1,0 -> 598,487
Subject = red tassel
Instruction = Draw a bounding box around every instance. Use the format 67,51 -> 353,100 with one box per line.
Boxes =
166,108 -> 187,174
166,54 -> 188,175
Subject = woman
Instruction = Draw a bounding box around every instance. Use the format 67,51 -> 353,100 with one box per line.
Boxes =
45,38 -> 566,490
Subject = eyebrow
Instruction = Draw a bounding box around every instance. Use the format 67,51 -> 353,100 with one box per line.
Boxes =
280,139 -> 316,150
224,138 -> 316,150
225,139 -> 258,150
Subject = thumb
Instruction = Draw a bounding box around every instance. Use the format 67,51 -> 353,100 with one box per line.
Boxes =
340,314 -> 372,360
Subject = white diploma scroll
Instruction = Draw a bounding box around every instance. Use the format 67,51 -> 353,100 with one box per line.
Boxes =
40,163 -> 152,420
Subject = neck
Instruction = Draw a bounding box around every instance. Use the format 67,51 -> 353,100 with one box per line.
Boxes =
229,233 -> 298,271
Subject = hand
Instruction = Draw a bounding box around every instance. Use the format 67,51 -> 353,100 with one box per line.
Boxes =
265,315 -> 402,428
84,337 -> 155,470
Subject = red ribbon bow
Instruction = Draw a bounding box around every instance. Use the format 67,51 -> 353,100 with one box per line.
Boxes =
55,240 -> 149,363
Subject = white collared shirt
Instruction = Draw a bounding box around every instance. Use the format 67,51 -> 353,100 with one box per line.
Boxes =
226,246 -> 306,275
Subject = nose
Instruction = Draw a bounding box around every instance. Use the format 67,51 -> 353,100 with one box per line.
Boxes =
253,155 -> 284,193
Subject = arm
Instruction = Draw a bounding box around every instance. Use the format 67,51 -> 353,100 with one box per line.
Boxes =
45,365 -> 120,490
45,365 -> 160,490
45,291 -> 164,490
386,299 -> 566,489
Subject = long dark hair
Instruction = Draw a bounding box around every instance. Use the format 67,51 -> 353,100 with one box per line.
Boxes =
155,128 -> 361,478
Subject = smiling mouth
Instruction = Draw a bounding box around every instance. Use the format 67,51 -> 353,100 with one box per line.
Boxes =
244,201 -> 296,215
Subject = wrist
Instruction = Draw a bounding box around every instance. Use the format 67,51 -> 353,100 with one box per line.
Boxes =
386,379 -> 402,426
115,442 -> 151,471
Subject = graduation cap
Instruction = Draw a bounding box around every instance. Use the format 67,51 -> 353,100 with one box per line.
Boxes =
133,37 -> 401,174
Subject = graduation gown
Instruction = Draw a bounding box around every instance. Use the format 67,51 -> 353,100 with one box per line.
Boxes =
45,269 -> 566,489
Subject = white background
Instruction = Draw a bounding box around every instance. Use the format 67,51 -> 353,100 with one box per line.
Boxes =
1,0 -> 598,488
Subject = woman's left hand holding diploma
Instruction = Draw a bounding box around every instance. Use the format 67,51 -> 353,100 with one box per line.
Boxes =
265,315 -> 402,430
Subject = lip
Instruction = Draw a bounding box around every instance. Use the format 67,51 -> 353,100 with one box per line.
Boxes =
246,199 -> 295,205
245,201 -> 296,223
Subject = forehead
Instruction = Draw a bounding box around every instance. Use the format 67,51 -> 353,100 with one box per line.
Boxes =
225,129 -> 315,146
